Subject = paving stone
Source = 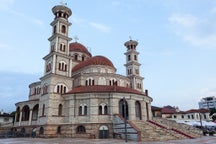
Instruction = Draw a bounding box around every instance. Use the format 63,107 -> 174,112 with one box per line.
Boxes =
0,136 -> 216,144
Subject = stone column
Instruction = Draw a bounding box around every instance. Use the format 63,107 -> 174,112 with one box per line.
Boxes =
19,111 -> 22,126
128,99 -> 135,120
14,112 -> 17,124
52,54 -> 56,73
69,59 -> 72,77
28,109 -> 33,125
141,101 -> 147,121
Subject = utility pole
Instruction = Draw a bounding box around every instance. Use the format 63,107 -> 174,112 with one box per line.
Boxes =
123,97 -> 128,142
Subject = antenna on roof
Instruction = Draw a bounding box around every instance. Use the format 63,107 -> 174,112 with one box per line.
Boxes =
129,36 -> 132,40
74,35 -> 79,42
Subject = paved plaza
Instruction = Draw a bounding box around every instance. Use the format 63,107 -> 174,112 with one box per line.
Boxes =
0,136 -> 216,144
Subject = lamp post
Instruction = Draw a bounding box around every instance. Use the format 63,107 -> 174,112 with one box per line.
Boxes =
199,109 -> 203,128
123,97 -> 128,142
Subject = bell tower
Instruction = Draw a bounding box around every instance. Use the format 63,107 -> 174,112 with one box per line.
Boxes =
44,4 -> 72,77
39,3 -> 73,124
124,39 -> 144,92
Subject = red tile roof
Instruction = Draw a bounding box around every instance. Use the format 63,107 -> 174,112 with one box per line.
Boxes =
161,107 -> 176,114
186,108 -> 210,114
72,56 -> 115,72
69,42 -> 92,57
66,85 -> 146,95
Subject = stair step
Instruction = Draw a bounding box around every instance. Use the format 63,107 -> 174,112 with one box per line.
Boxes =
130,120 -> 196,141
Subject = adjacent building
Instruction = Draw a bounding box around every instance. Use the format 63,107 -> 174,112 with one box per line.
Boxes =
0,110 -> 13,127
152,106 -> 212,122
14,4 -> 152,138
199,96 -> 216,109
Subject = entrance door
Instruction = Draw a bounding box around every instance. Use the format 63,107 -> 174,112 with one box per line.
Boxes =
119,99 -> 129,120
99,125 -> 109,139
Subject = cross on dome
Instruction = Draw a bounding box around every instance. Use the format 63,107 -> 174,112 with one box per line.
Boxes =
60,0 -> 67,6
74,35 -> 79,42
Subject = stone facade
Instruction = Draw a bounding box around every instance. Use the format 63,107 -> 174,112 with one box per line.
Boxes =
13,3 -> 152,139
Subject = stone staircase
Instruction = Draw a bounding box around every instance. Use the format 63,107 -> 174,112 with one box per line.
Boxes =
131,120 -> 181,141
130,118 -> 202,142
112,114 -> 141,141
113,115 -> 202,142
152,117 -> 202,138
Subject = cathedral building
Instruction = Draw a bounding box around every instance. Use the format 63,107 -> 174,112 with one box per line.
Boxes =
14,4 -> 152,139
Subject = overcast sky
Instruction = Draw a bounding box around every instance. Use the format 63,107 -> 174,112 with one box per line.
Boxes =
1,0 -> 216,112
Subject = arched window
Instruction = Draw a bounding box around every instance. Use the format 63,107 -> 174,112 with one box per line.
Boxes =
82,55 -> 85,61
84,106 -> 87,115
60,43 -> 66,52
74,54 -> 78,61
58,61 -> 67,71
99,106 -> 102,115
32,104 -> 39,120
98,103 -> 108,115
104,105 -> 108,115
61,25 -> 66,33
128,55 -> 130,61
42,104 -> 45,116
63,13 -> 68,18
39,127 -> 44,135
16,107 -> 20,122
58,104 -> 62,116
34,88 -> 36,95
86,78 -> 94,86
57,126 -> 61,134
22,105 -> 30,121
55,84 -> 67,94
109,78 -> 117,86
119,99 -> 129,120
79,104 -> 87,115
37,87 -> 41,94
79,106 -> 82,115
76,125 -> 86,134
134,55 -> 137,60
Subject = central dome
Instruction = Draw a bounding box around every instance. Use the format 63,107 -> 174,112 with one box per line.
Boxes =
69,42 -> 92,57
72,55 -> 115,72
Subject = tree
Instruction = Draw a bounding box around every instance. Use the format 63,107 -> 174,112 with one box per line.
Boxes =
209,108 -> 216,121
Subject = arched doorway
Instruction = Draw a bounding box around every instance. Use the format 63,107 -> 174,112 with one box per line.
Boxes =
16,107 -> 20,122
135,101 -> 142,120
99,125 -> 109,139
22,105 -> 30,121
39,127 -> 44,135
32,104 -> 39,120
119,98 -> 129,120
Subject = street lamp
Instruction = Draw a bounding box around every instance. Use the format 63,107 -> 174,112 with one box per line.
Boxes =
199,109 -> 203,128
123,97 -> 128,142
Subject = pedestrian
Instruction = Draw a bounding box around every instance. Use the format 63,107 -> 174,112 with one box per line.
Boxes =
32,127 -> 37,138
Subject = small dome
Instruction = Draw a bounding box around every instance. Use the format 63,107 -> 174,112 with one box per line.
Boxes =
72,55 -> 115,72
69,42 -> 92,57
52,5 -> 72,17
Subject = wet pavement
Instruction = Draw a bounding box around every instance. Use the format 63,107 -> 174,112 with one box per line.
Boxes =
0,136 -> 215,144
